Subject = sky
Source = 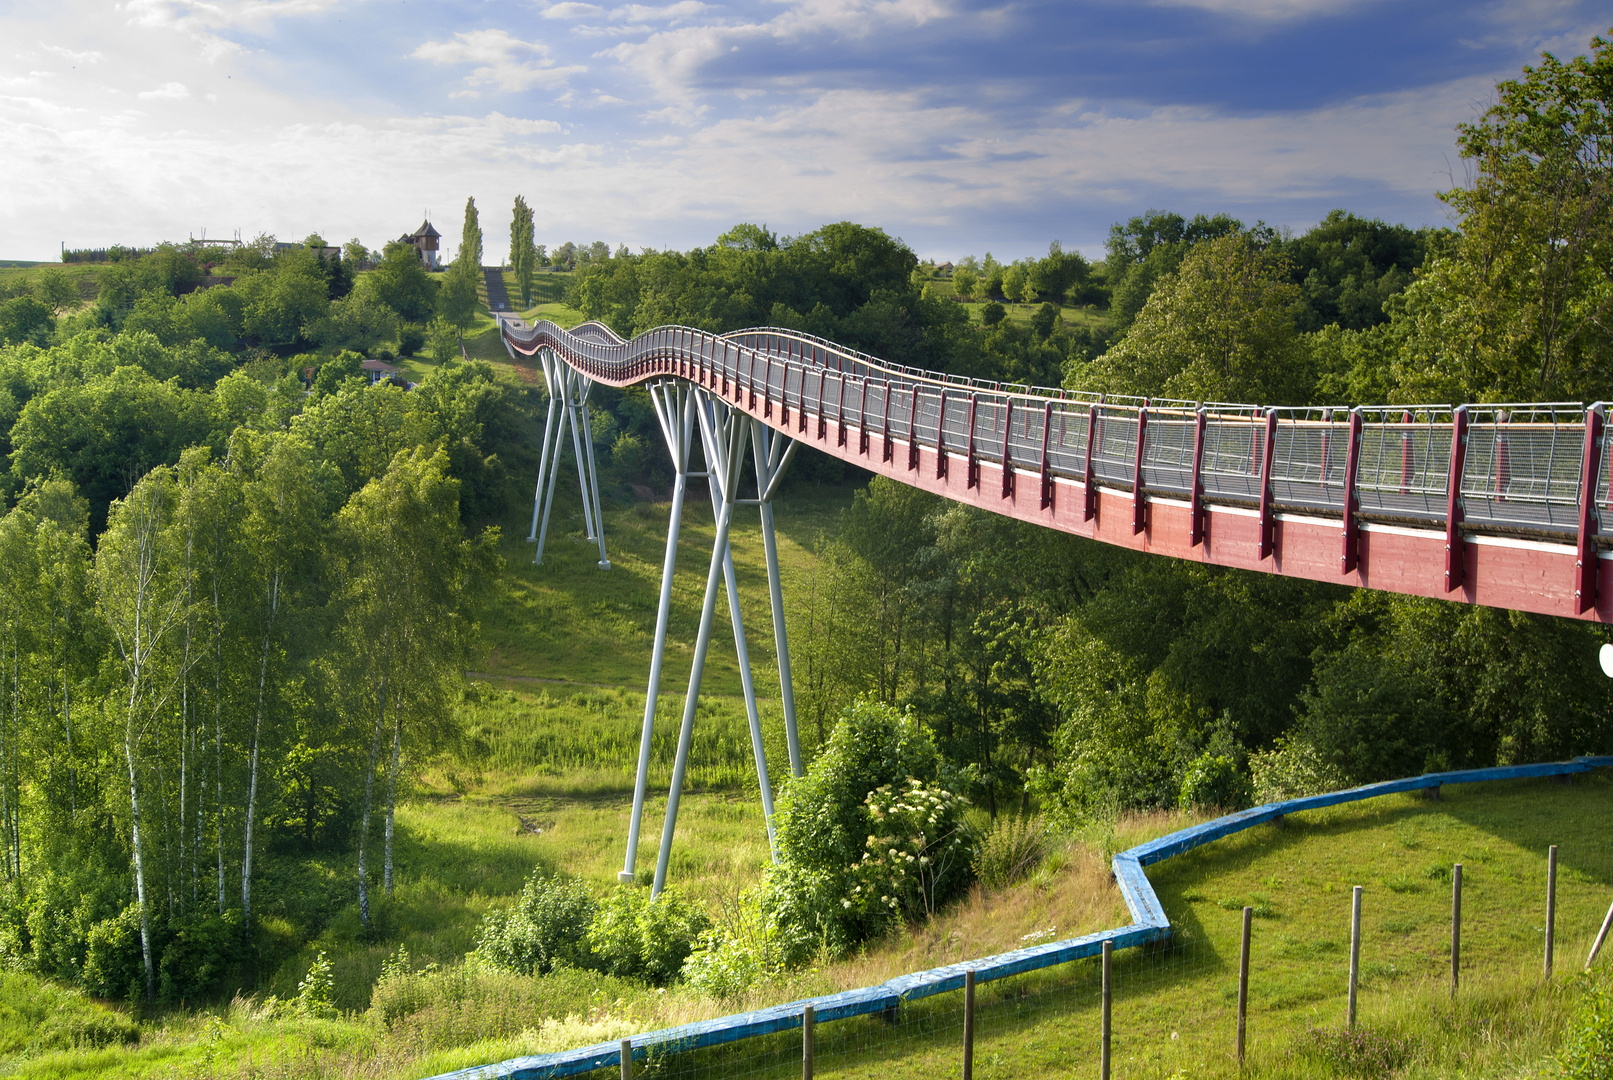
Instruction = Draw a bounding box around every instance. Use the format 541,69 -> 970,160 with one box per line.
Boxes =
0,1 -> 1607,265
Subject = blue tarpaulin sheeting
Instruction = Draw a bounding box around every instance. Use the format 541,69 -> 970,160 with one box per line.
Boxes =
433,755 -> 1613,1080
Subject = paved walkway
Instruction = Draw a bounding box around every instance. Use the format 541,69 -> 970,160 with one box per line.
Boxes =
483,266 -> 512,312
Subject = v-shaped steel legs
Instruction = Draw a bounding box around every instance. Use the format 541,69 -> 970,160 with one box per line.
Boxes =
527,347 -> 610,570
617,383 -> 804,895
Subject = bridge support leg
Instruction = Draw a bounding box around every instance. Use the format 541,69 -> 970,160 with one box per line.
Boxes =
753,422 -> 804,777
620,382 -> 694,884
527,348 -> 611,569
654,394 -> 751,897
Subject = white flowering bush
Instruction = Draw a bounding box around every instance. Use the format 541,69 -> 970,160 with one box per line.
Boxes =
843,780 -> 972,923
758,699 -> 974,962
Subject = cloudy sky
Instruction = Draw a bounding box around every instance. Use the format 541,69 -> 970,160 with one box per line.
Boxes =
1,1 -> 1606,264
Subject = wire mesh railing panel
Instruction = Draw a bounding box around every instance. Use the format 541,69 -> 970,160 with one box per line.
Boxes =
1270,415 -> 1349,513
1462,408 -> 1586,535
1200,418 -> 1265,503
1354,411 -> 1453,521
972,398 -> 1009,463
1047,404 -> 1089,477
891,386 -> 916,441
1008,405 -> 1047,471
1091,411 -> 1140,487
914,390 -> 944,451
939,395 -> 972,454
1141,414 -> 1197,496
824,373 -> 845,426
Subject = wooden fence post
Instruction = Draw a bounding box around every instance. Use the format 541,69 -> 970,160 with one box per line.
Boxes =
1546,846 -> 1558,979
803,1003 -> 815,1080
1452,864 -> 1463,997
1238,906 -> 1252,1067
1348,886 -> 1362,1029
963,969 -> 975,1080
1101,940 -> 1113,1080
620,1038 -> 632,1080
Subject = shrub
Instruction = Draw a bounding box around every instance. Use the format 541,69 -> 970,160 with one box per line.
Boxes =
974,815 -> 1045,891
474,870 -> 597,976
296,950 -> 336,1018
1561,971 -> 1613,1079
1178,752 -> 1252,811
397,323 -> 425,357
1249,737 -> 1347,804
845,781 -> 972,921
981,303 -> 1006,326
758,699 -> 971,962
611,431 -> 648,475
586,886 -> 709,986
81,906 -> 147,1000
157,909 -> 240,1002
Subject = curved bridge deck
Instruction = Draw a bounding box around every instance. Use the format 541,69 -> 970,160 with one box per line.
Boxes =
502,317 -> 1613,620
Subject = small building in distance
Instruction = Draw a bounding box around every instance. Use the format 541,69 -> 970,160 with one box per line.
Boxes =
361,357 -> 402,385
401,219 -> 442,270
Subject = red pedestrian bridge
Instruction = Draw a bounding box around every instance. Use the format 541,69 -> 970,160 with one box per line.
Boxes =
504,317 -> 1613,622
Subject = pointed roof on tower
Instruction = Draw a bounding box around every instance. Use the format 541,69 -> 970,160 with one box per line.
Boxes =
413,219 -> 441,240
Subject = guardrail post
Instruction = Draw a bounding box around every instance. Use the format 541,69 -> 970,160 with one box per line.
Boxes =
1348,885 -> 1362,1029
858,379 -> 870,455
1101,939 -> 1112,1080
1258,409 -> 1278,560
816,371 -> 828,440
1546,845 -> 1558,978
966,393 -> 980,490
963,968 -> 976,1080
763,354 -> 773,418
1039,401 -> 1055,510
1341,409 -> 1363,574
1399,410 -> 1413,494
1238,905 -> 1252,1067
1001,399 -> 1016,499
837,375 -> 849,448
1083,401 -> 1101,520
1446,407 -> 1468,593
1451,863 -> 1462,997
1190,407 -> 1207,547
937,390 -> 950,479
1132,403 -> 1149,535
908,387 -> 921,471
882,380 -> 894,463
1576,405 -> 1604,613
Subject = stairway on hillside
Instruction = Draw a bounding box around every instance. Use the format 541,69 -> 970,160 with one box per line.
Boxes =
483,266 -> 512,313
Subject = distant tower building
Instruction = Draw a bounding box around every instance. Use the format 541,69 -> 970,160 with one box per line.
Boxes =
404,218 -> 441,269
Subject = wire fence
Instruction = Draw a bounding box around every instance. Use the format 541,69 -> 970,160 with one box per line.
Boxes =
433,756 -> 1613,1080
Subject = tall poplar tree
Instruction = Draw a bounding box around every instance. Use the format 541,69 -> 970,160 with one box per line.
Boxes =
510,196 -> 536,307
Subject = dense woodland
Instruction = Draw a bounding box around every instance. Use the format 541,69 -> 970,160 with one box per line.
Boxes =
0,33 -> 1607,1014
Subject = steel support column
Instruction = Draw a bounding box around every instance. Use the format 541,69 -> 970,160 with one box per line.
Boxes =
525,347 -> 611,569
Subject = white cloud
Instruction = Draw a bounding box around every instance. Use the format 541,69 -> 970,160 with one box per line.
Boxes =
614,2 -> 708,21
605,0 -> 955,100
413,29 -> 587,93
1149,0 -> 1369,18
119,0 -> 343,60
39,43 -> 104,64
138,80 -> 191,99
542,2 -> 605,18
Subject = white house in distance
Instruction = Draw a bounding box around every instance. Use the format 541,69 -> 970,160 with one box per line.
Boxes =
361,358 -> 403,385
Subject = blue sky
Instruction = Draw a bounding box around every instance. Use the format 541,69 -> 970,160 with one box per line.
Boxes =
0,0 -> 1606,264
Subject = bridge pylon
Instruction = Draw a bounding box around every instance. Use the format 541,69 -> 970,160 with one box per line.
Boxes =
617,381 -> 803,894
527,342 -> 610,569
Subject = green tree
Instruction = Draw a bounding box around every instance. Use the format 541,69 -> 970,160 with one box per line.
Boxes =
951,266 -> 978,301
97,466 -> 191,998
1389,32 -> 1613,401
457,197 -> 483,271
1002,263 -> 1028,304
34,269 -> 80,315
1082,232 -> 1310,403
334,447 -> 496,926
365,242 -> 436,323
510,196 -> 537,307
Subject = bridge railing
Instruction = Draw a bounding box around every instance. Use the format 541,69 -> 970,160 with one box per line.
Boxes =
501,319 -> 1609,546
